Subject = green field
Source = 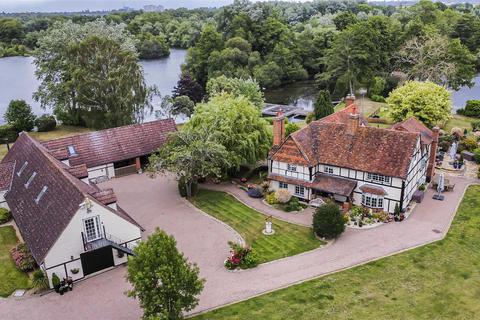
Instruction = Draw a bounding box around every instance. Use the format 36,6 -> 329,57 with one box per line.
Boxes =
194,185 -> 480,319
0,226 -> 30,297
190,189 -> 322,264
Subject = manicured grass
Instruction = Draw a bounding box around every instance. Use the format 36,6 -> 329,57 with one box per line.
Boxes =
0,125 -> 92,161
0,226 -> 30,297
191,189 -> 322,264
194,185 -> 480,319
443,114 -> 477,133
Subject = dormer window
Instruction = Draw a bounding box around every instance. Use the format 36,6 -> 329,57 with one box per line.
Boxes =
67,145 -> 77,156
35,186 -> 48,204
25,172 -> 37,189
287,164 -> 297,172
17,161 -> 28,177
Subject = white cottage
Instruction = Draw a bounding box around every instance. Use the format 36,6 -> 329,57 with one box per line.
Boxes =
1,133 -> 143,287
268,98 -> 438,213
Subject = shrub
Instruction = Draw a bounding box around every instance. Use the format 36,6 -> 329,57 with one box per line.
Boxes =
305,112 -> 315,124
370,94 -> 386,103
51,273 -> 60,287
4,99 -> 35,132
260,181 -> 270,194
247,188 -> 263,198
32,269 -> 49,291
472,120 -> 480,132
439,140 -> 451,152
285,197 -> 302,212
460,136 -> 478,152
275,189 -> 292,204
312,203 -> 345,239
474,148 -> 480,164
369,76 -> 386,97
11,243 -> 36,272
463,100 -> 480,117
35,114 -> 57,132
285,123 -> 300,137
225,242 -> 258,270
265,192 -> 276,205
0,124 -> 19,143
451,127 -> 464,138
0,208 -> 12,224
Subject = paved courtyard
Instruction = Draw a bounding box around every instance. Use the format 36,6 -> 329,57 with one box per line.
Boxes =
0,174 -> 474,320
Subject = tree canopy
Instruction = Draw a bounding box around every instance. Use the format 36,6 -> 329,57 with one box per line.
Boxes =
4,99 -> 35,132
127,229 -> 205,320
186,94 -> 271,170
386,81 -> 452,128
206,76 -> 264,110
314,90 -> 334,120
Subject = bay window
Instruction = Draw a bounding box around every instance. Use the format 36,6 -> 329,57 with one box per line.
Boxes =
361,193 -> 384,209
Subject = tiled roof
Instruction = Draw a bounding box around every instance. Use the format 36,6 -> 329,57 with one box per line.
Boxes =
91,188 -> 117,205
318,103 -> 368,126
42,119 -> 177,168
2,133 -> 143,263
66,164 -> 88,179
270,120 -> 419,179
360,184 -> 387,196
0,161 -> 14,191
311,174 -> 357,197
391,117 -> 433,146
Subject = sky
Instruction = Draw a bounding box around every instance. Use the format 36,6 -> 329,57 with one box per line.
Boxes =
0,0 -> 311,13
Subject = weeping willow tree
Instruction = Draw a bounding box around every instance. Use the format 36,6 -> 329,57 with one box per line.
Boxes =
186,93 -> 272,172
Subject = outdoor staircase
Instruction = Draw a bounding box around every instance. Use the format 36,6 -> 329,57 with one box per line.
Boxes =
82,231 -> 136,256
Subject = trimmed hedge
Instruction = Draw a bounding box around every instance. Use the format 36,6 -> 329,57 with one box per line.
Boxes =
0,124 -> 18,143
0,208 -> 12,224
35,114 -> 57,132
313,202 -> 345,239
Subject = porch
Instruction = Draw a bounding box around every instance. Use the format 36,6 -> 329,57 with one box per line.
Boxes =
309,174 -> 357,211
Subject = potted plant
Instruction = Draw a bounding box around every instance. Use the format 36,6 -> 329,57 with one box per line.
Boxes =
52,273 -> 61,293
70,268 -> 79,274
117,250 -> 125,258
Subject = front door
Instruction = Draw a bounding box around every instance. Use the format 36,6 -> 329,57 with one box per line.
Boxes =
80,246 -> 115,276
83,216 -> 102,242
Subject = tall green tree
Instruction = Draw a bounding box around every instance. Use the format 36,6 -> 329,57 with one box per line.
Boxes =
127,229 -> 205,320
314,90 -> 334,120
172,72 -> 204,103
67,35 -> 152,129
206,75 -> 264,110
149,128 -> 230,197
186,94 -> 271,170
4,99 -> 36,132
33,20 -> 138,126
386,81 -> 452,128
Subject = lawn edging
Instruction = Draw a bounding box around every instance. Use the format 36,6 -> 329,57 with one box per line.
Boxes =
186,182 -> 478,319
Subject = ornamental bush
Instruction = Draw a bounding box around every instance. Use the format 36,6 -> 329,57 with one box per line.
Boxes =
474,148 -> 480,164
35,114 -> 57,132
463,100 -> 480,117
0,208 -> 12,224
265,192 -> 276,205
11,243 -> 36,272
285,197 -> 302,212
312,203 -> 345,239
224,241 -> 258,270
472,120 -> 480,132
460,136 -> 478,152
0,124 -> 19,143
275,189 -> 292,204
32,269 -> 49,291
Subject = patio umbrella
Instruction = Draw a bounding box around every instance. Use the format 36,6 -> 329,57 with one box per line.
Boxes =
450,142 -> 457,160
437,172 -> 445,193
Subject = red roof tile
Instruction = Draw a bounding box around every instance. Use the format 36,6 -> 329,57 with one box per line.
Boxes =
66,164 -> 88,179
311,174 -> 357,196
391,117 -> 433,146
91,188 -> 117,205
42,119 -> 177,168
270,119 -> 419,179
359,184 -> 387,196
0,161 -> 14,191
318,103 -> 368,126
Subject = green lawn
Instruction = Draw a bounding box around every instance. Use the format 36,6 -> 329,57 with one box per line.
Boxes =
443,114 -> 477,133
0,226 -> 30,297
190,189 -> 322,264
194,185 -> 480,319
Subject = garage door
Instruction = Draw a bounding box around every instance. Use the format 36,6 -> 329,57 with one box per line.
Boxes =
80,246 -> 114,276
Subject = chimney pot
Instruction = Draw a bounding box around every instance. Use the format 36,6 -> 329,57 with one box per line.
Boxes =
345,94 -> 356,107
272,112 -> 286,147
346,112 -> 359,135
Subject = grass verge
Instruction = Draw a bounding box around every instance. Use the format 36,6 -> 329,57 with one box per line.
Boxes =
194,185 -> 480,319
190,189 -> 322,264
0,226 -> 30,297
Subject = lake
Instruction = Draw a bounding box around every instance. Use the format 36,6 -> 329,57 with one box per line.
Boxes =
0,49 -> 478,124
0,48 -> 188,124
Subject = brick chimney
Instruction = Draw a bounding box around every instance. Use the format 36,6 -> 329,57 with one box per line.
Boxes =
427,126 -> 440,181
345,94 -> 356,107
272,112 -> 285,147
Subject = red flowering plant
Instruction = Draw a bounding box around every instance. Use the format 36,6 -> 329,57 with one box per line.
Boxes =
11,243 -> 36,272
224,241 -> 259,270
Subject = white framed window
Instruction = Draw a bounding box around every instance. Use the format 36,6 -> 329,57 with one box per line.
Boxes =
361,193 -> 384,209
324,166 -> 334,174
67,145 -> 77,156
366,173 -> 390,184
25,172 -> 37,189
83,216 -> 102,242
35,186 -> 48,204
279,182 -> 288,189
287,164 -> 297,172
17,161 -> 28,177
295,185 -> 305,197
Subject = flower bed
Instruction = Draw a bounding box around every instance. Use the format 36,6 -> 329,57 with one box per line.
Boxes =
10,243 -> 36,272
345,206 -> 392,228
264,191 -> 306,212
224,241 -> 259,270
